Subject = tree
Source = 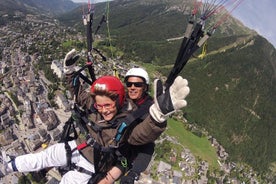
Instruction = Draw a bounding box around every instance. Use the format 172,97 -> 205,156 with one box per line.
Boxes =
18,174 -> 31,184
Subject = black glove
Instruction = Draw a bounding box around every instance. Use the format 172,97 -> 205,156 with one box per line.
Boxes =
120,170 -> 139,184
150,76 -> 190,123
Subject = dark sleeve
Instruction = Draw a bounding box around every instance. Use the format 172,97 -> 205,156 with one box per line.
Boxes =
65,72 -> 94,109
127,116 -> 167,145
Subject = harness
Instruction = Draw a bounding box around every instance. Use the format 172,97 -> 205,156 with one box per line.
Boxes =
114,96 -> 153,142
58,94 -> 152,183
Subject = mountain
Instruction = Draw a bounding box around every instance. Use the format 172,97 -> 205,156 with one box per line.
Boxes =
59,0 -> 276,175
0,0 -> 77,16
184,35 -> 276,172
59,0 -> 256,65
1,0 -> 276,179
0,0 -> 78,28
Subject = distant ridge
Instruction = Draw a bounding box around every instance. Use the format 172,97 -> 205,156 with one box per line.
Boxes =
0,0 -> 275,178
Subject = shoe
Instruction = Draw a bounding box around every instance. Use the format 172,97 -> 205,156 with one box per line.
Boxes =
0,151 -> 9,178
0,170 -> 4,178
0,157 -> 5,178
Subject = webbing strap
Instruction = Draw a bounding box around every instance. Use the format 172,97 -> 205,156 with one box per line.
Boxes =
64,141 -> 72,168
11,160 -> 18,172
125,96 -> 152,126
126,96 -> 152,125
115,150 -> 128,169
76,136 -> 96,151
114,96 -> 152,142
77,142 -> 88,150
59,117 -> 78,143
71,163 -> 94,176
73,64 -> 93,85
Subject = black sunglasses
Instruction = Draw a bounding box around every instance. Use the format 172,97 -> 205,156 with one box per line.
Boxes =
126,82 -> 144,88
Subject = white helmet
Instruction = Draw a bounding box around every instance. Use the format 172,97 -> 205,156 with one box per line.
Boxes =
125,67 -> 149,84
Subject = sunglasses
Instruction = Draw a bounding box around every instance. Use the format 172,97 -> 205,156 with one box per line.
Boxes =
126,82 -> 144,88
94,102 -> 115,110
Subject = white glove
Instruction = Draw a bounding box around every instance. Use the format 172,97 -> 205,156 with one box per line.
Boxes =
63,49 -> 80,74
150,76 -> 190,123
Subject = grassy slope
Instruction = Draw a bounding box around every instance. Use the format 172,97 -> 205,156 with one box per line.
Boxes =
166,119 -> 219,170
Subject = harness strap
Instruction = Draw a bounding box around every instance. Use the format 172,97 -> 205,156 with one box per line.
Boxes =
73,62 -> 93,85
73,135 -> 115,161
76,136 -> 96,151
59,117 -> 78,143
114,96 -> 152,142
63,140 -> 97,177
116,150 -> 128,169
77,142 -> 88,150
128,96 -> 152,123
71,163 -> 94,176
64,141 -> 72,168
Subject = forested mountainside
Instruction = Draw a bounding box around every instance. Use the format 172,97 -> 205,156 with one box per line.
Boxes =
58,0 -> 276,174
0,0 -> 77,17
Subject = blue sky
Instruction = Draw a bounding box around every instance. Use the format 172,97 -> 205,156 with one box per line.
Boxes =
72,0 -> 276,48
231,0 -> 276,48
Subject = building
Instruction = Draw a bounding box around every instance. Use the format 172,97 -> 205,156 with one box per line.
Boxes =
55,90 -> 70,111
51,60 -> 63,78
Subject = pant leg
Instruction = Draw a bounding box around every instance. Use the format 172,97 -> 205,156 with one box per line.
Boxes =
59,142 -> 96,184
60,156 -> 95,184
59,170 -> 91,184
13,141 -> 93,172
12,140 -> 95,183
14,141 -> 73,172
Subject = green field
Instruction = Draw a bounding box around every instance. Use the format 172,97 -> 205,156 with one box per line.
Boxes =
166,119 -> 220,170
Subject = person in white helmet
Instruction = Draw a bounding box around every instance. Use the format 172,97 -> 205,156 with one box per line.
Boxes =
118,67 -> 155,183
124,67 -> 150,103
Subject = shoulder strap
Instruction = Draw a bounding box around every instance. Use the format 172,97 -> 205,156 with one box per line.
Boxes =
59,117 -> 78,143
115,97 -> 153,142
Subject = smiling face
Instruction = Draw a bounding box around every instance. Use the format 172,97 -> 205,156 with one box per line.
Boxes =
95,95 -> 117,121
126,76 -> 146,101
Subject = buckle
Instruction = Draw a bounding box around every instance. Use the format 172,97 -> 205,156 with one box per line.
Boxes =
86,136 -> 96,146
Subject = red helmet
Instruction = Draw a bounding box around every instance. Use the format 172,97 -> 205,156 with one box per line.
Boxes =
91,76 -> 125,107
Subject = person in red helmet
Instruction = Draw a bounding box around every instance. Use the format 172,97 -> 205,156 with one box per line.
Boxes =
1,76 -> 129,184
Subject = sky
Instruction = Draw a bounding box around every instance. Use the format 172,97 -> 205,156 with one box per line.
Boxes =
72,0 -> 276,48
231,0 -> 276,48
